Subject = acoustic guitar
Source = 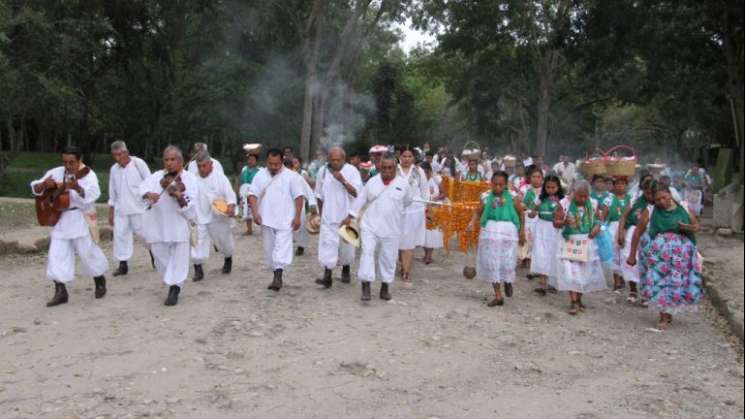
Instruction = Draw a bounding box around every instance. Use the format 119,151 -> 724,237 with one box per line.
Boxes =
35,166 -> 91,226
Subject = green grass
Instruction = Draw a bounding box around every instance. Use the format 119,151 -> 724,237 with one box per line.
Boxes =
1,168 -> 110,203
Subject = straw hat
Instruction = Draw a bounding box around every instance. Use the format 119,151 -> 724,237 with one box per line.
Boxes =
211,199 -> 231,217
338,223 -> 361,248
306,213 -> 321,235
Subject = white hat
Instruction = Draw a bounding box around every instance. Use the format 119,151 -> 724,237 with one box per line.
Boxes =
369,145 -> 388,154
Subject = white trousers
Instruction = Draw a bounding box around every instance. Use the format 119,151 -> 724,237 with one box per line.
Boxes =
294,210 -> 308,248
262,227 -> 293,271
47,235 -> 108,284
191,222 -> 235,264
318,222 -> 356,270
358,229 -> 398,284
151,241 -> 190,287
113,213 -> 145,262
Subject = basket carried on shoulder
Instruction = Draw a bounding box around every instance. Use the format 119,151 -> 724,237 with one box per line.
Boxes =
605,145 -> 637,177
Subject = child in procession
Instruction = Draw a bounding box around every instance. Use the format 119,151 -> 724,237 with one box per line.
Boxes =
422,162 -> 445,265
519,165 -> 543,270
617,178 -> 656,304
529,175 -> 566,296
468,171 -> 526,307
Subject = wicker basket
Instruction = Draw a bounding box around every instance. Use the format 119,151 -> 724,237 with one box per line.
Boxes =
605,145 -> 637,177
581,158 -> 607,176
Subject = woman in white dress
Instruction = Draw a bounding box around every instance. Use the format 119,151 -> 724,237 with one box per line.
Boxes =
422,162 -> 445,264
398,147 -> 430,283
529,174 -> 567,296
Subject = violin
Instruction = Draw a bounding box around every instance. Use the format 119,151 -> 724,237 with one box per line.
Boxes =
160,171 -> 186,197
35,166 -> 91,226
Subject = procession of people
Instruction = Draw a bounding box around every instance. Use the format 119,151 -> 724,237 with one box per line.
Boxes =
29,142 -> 707,330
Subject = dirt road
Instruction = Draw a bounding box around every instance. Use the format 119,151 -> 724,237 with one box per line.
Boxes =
0,230 -> 743,418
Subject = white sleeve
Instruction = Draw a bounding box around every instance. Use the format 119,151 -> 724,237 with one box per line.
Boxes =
71,172 -> 101,207
30,169 -> 56,196
138,173 -> 157,200
136,158 -> 151,180
419,168 -> 430,201
315,168 -> 325,201
222,176 -> 237,205
107,166 -> 117,207
290,173 -> 306,200
247,171 -> 264,198
349,183 -> 368,218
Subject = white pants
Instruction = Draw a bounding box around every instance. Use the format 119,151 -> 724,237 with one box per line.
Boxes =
151,241 -> 190,287
318,222 -> 356,270
113,213 -> 145,262
262,227 -> 293,271
358,229 -> 399,284
47,235 -> 108,284
294,210 -> 308,248
191,222 -> 235,264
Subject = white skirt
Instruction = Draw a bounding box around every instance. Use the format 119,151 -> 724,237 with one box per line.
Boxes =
477,221 -> 518,284
552,234 -> 607,293
619,226 -> 640,283
425,228 -> 443,249
530,219 -> 560,276
399,206 -> 426,250
519,215 -> 538,260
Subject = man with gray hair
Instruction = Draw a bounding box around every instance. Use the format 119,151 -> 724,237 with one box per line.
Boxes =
187,143 -> 224,175
140,145 -> 199,306
191,152 -> 237,281
314,146 -> 362,288
108,140 -> 151,276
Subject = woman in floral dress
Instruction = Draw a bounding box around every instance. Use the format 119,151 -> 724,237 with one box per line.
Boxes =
626,185 -> 702,330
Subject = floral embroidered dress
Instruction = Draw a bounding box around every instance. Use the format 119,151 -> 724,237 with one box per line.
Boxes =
640,204 -> 703,313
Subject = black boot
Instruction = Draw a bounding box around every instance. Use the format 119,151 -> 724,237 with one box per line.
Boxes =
268,269 -> 283,291
164,285 -> 180,306
295,247 -> 305,256
113,261 -> 128,277
341,265 -> 351,284
149,250 -> 156,270
193,264 -> 204,282
94,276 -> 107,299
361,281 -> 371,301
46,282 -> 69,307
315,268 -> 333,288
504,282 -> 514,298
222,257 -> 232,274
379,283 -> 391,301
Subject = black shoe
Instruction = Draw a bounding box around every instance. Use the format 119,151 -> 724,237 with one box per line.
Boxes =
295,247 -> 305,256
268,270 -> 283,291
93,276 -> 107,299
113,261 -> 128,277
193,264 -> 204,282
361,282 -> 371,301
379,283 -> 391,301
504,283 -> 513,298
222,257 -> 232,274
315,268 -> 333,288
164,285 -> 180,306
149,250 -> 156,270
341,265 -> 351,284
46,282 -> 69,307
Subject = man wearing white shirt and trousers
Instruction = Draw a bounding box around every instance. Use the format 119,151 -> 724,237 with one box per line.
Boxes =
191,153 -> 237,281
140,146 -> 199,306
248,149 -> 306,292
31,146 -> 109,307
314,147 -> 362,288
343,153 -> 413,302
107,140 -> 151,277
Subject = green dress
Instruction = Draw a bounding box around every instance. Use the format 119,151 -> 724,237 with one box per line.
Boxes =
481,191 -> 520,229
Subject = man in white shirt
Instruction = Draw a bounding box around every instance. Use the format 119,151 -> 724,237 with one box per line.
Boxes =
553,155 -> 577,190
107,140 -> 151,277
191,153 -> 237,281
140,146 -> 199,306
31,146 -> 109,307
248,149 -> 306,292
314,147 -> 362,288
186,143 -> 224,175
344,153 -> 413,302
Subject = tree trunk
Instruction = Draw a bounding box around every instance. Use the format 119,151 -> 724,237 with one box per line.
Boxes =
299,0 -> 324,163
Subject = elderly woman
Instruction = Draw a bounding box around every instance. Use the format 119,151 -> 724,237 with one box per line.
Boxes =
553,181 -> 607,315
627,184 -> 702,330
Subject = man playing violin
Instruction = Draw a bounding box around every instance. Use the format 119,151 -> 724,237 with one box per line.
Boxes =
139,145 -> 198,306
30,146 -> 109,307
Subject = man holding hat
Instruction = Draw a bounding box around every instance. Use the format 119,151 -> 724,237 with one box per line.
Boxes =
314,147 -> 362,288
343,153 -> 413,302
191,152 -> 237,281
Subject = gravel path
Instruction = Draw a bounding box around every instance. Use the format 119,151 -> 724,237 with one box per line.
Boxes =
0,229 -> 743,419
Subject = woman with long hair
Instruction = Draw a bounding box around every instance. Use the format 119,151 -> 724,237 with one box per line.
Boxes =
397,147 -> 430,283
530,175 -> 566,296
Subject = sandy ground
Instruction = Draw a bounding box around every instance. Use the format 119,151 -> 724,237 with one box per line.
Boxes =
1,226 -> 744,419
